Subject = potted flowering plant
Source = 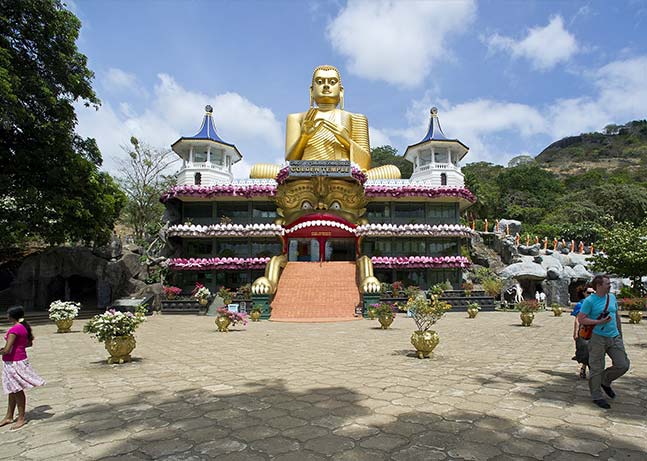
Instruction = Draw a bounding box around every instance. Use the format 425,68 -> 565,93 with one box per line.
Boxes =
550,303 -> 563,317
516,300 -> 540,326
373,302 -> 396,329
467,301 -> 480,318
83,306 -> 147,364
408,294 -> 452,358
461,281 -> 474,297
249,305 -> 262,322
192,283 -> 211,305
49,300 -> 81,333
217,286 -> 233,306
619,297 -> 645,324
392,281 -> 405,297
237,284 -> 252,300
163,286 -> 182,300
215,307 -> 248,332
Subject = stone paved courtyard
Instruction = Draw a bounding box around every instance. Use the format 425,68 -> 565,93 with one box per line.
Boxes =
1,311 -> 646,460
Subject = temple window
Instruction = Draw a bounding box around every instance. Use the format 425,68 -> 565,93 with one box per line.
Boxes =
194,172 -> 202,185
434,150 -> 449,164
194,149 -> 208,163
419,149 -> 432,166
441,173 -> 447,185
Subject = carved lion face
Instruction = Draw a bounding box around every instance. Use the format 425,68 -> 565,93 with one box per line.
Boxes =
275,177 -> 367,226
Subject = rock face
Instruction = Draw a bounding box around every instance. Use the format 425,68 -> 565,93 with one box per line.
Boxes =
6,245 -> 151,311
543,279 -> 571,306
498,219 -> 522,235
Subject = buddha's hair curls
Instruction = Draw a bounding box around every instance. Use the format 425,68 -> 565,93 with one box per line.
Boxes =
312,65 -> 341,85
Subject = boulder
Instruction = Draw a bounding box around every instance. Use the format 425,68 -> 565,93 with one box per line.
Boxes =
563,266 -> 577,279
572,264 -> 592,280
546,267 -> 561,280
540,255 -> 564,273
498,219 -> 522,235
543,279 -> 570,306
134,283 -> 164,312
500,261 -> 547,280
118,251 -> 142,279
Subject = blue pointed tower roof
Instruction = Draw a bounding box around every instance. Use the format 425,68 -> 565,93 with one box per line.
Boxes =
420,107 -> 449,142
182,105 -> 233,145
172,105 -> 242,160
404,107 -> 469,161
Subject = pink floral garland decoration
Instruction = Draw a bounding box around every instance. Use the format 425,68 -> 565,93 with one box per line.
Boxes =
161,184 -> 277,202
364,185 -> 476,202
167,257 -> 271,271
355,223 -> 474,238
371,255 -> 471,269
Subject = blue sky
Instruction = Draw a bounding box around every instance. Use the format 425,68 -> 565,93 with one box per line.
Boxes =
70,0 -> 647,176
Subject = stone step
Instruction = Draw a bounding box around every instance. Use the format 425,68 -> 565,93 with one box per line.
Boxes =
271,262 -> 361,322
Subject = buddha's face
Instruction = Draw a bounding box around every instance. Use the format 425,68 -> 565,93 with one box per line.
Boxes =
311,69 -> 342,106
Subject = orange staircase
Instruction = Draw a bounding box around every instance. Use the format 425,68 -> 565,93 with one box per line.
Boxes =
270,262 -> 361,322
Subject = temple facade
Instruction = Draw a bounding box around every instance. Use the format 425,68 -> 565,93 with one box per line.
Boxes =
162,103 -> 475,320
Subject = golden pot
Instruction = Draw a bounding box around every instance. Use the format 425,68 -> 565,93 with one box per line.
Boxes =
410,330 -> 439,359
55,318 -> 73,333
367,307 -> 377,320
105,335 -> 136,364
467,308 -> 478,318
628,310 -> 642,324
520,312 -> 534,327
250,310 -> 261,322
166,293 -> 176,300
552,307 -> 563,317
199,298 -> 208,306
215,316 -> 231,332
378,315 -> 393,329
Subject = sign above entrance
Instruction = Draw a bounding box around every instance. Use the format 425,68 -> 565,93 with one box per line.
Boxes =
288,160 -> 352,178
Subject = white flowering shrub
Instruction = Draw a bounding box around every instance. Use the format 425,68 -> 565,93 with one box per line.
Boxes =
48,300 -> 81,321
83,307 -> 147,343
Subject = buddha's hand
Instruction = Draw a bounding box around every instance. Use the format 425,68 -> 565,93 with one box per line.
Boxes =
318,119 -> 351,148
302,108 -> 319,136
251,277 -> 272,295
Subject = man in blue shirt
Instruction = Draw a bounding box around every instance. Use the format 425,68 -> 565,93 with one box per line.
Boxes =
577,275 -> 630,409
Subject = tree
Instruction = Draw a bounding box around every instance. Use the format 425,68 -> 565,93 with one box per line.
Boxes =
591,220 -> 647,294
0,0 -> 125,249
371,145 -> 413,179
461,162 -> 504,219
118,137 -> 178,243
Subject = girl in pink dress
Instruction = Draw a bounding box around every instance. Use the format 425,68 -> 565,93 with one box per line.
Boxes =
0,306 -> 45,430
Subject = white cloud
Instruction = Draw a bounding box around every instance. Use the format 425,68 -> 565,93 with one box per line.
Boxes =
102,68 -> 147,97
327,0 -> 476,87
369,127 -> 392,147
76,73 -> 283,175
485,16 -> 579,70
387,55 -> 647,165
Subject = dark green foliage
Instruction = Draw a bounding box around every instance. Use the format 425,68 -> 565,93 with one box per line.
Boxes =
371,145 -> 413,179
0,0 -> 125,249
463,120 -> 647,242
591,220 -> 647,294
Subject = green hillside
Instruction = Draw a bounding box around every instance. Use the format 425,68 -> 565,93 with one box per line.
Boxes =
462,119 -> 647,242
536,120 -> 647,175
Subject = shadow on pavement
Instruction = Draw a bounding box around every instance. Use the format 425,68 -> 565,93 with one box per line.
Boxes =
49,378 -> 646,460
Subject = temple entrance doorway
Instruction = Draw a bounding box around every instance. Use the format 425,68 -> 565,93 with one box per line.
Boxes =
324,238 -> 355,261
287,237 -> 357,262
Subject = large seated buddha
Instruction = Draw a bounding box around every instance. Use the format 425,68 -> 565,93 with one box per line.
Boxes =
250,65 -> 401,180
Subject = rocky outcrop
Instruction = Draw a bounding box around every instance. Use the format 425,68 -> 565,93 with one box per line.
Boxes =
4,245 -> 152,311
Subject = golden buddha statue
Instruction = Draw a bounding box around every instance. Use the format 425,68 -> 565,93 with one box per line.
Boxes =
250,65 -> 401,180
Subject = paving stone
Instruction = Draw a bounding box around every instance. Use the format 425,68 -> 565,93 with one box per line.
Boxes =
304,434 -> 355,455
139,438 -> 194,458
391,443 -> 448,460
249,436 -> 300,455
23,441 -> 83,459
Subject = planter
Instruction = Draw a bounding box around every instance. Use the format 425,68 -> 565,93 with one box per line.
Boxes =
215,316 -> 231,332
628,310 -> 643,324
467,308 -> 479,318
552,307 -> 563,317
166,293 -> 176,300
55,318 -> 74,333
250,310 -> 262,322
520,312 -> 535,327
367,307 -> 377,320
378,315 -> 394,329
105,335 -> 136,364
410,330 -> 439,359
199,298 -> 208,306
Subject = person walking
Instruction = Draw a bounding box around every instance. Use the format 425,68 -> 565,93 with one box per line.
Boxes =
572,287 -> 594,378
577,275 -> 630,409
0,306 -> 45,429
